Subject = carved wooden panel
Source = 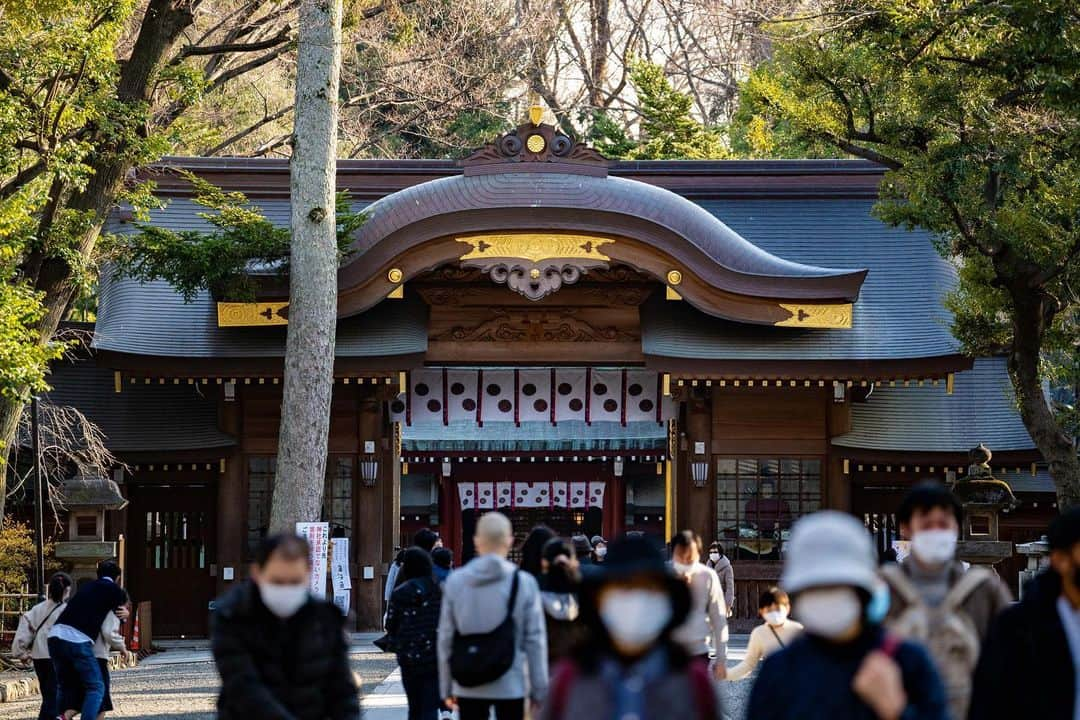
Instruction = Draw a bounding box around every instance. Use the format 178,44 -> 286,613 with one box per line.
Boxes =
427,305 -> 642,363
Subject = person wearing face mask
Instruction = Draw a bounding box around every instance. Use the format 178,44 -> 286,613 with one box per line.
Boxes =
13,572 -> 73,720
748,511 -> 947,720
727,587 -> 803,681
670,530 -> 728,679
879,482 -> 1011,720
211,533 -> 360,720
590,536 -> 608,563
969,507 -> 1080,720
539,537 -> 585,669
539,533 -> 723,720
705,541 -> 735,618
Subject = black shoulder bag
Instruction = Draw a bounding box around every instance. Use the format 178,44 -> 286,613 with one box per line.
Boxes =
450,571 -> 519,687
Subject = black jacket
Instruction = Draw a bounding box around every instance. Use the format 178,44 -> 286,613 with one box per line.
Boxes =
386,576 -> 441,669
747,625 -> 947,720
968,571 -> 1075,720
56,578 -> 127,640
211,581 -> 359,720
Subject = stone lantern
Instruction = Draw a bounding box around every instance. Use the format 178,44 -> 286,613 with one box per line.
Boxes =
950,444 -> 1019,566
54,474 -> 128,582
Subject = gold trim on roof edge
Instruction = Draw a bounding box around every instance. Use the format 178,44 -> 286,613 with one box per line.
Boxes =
457,233 -> 613,263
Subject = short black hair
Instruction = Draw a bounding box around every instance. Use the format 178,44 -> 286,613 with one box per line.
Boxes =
1049,507 -> 1080,552
255,533 -> 311,568
758,586 -> 790,609
669,529 -> 700,552
431,547 -> 453,569
400,547 -> 434,581
97,560 -> 122,581
897,480 -> 963,526
413,528 -> 439,553
48,572 -> 73,603
542,536 -> 575,564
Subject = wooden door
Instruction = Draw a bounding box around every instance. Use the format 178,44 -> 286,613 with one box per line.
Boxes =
127,483 -> 217,638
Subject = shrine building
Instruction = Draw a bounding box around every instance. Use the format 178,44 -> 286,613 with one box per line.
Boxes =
41,119 -> 1057,635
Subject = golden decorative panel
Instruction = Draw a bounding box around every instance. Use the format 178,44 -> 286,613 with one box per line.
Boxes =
458,233 -> 613,263
666,269 -> 683,285
217,301 -> 289,327
775,303 -> 853,329
526,134 -> 546,153
387,267 -> 404,283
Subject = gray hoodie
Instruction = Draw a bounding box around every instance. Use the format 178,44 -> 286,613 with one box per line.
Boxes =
437,553 -> 548,702
708,554 -> 735,612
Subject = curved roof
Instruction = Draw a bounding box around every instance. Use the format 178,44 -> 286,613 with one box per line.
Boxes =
342,171 -> 867,307
40,358 -> 235,453
94,267 -> 428,359
642,198 -> 961,362
832,358 -> 1035,452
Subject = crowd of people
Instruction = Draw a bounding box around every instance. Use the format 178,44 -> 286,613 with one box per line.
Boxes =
12,561 -> 129,720
19,479 -> 1079,720
374,481 -> 1080,720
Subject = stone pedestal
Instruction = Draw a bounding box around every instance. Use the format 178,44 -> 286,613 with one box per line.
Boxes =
1015,536 -> 1050,600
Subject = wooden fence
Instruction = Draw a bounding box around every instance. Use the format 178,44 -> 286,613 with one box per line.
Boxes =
0,591 -> 36,647
729,563 -> 781,633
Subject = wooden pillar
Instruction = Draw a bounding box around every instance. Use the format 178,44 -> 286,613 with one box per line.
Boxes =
683,390 -> 714,541
218,385 -> 245,595
826,395 -> 852,512
355,394 -> 384,630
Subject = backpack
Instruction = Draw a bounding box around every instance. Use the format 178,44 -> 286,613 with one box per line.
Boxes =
881,563 -> 992,720
449,570 -> 519,687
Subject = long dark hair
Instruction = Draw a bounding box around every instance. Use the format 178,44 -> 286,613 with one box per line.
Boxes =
400,547 -> 434,582
47,572 -> 73,603
520,525 -> 556,579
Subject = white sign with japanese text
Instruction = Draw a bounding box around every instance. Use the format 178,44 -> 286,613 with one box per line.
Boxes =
296,522 -> 330,598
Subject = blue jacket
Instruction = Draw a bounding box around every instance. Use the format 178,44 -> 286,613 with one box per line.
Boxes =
747,626 -> 947,720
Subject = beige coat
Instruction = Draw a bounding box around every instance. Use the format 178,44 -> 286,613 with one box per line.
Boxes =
12,600 -> 66,660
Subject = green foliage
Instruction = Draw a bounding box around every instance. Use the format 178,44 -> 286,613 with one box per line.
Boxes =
628,61 -> 727,160
743,0 -> 1080,498
727,79 -> 842,159
0,277 -> 63,402
107,173 -> 365,302
0,0 -> 139,407
586,109 -> 638,158
0,517 -> 37,592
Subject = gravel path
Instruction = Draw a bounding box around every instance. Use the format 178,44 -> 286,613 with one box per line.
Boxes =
0,646 -> 751,719
0,653 -> 399,720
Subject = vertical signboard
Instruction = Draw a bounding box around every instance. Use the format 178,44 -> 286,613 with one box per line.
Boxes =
295,522 -> 330,598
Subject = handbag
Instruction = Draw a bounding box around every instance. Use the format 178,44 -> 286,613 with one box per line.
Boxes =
373,633 -> 396,653
449,571 -> 520,687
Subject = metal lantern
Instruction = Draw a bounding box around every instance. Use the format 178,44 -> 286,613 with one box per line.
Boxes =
690,460 -> 710,488
359,455 -> 379,487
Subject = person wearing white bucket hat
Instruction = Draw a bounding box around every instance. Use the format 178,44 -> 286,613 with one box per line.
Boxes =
747,511 -> 948,720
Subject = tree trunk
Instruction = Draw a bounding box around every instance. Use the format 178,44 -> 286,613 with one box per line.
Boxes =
269,0 -> 343,533
588,0 -> 611,109
0,0 -> 197,521
1008,289 -> 1080,510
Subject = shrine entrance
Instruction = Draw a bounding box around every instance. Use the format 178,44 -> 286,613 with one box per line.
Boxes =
394,367 -> 672,559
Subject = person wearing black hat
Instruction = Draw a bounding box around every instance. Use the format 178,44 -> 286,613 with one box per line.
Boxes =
571,535 -> 594,566
538,534 -> 723,720
969,507 -> 1080,720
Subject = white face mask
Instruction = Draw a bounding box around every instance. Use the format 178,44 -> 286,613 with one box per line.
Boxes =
910,528 -> 958,566
708,552 -> 720,563
595,547 -> 607,559
258,582 -> 309,619
763,608 -> 788,626
599,589 -> 673,654
794,588 -> 861,640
